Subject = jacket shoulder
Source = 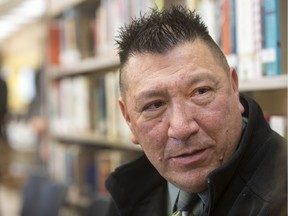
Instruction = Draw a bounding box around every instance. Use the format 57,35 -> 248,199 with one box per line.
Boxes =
240,131 -> 287,204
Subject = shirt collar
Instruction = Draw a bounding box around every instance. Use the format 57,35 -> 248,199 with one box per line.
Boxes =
168,182 -> 180,213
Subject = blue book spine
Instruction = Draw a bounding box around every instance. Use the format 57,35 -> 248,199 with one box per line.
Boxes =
261,0 -> 282,76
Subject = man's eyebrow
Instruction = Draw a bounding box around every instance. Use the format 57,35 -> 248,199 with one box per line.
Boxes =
183,72 -> 220,86
133,90 -> 167,111
136,89 -> 167,101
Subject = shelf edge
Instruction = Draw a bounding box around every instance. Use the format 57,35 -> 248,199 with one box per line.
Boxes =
50,131 -> 142,152
47,57 -> 120,79
239,74 -> 287,91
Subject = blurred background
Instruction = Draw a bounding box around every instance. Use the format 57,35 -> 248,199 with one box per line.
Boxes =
0,0 -> 286,215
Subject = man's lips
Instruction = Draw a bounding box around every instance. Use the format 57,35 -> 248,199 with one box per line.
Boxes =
170,148 -> 210,166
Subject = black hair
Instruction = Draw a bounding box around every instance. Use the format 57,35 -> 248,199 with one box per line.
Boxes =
116,5 -> 229,96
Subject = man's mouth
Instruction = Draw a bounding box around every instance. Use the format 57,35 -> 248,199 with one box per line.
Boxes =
171,148 -> 209,166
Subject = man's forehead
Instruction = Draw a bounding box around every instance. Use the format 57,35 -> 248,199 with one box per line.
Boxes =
129,69 -> 222,100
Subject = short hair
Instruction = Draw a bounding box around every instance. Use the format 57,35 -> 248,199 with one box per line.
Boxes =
116,5 -> 229,97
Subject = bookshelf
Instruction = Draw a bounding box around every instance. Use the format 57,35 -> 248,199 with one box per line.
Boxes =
51,131 -> 140,151
47,57 -> 119,79
44,0 -> 287,214
239,74 -> 287,92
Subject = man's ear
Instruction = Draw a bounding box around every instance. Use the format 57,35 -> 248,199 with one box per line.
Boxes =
230,67 -> 239,94
118,97 -> 139,144
230,67 -> 244,114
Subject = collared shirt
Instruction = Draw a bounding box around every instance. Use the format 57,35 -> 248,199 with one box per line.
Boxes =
167,182 -> 179,215
168,182 -> 208,215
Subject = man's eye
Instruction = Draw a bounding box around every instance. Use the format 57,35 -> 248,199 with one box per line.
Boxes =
143,101 -> 165,111
196,87 -> 210,95
191,86 -> 215,105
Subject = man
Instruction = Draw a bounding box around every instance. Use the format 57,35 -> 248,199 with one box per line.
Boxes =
105,6 -> 287,216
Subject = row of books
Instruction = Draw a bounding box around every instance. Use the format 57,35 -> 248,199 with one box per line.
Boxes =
48,6 -> 96,66
49,142 -> 141,198
187,0 -> 282,80
48,70 -> 131,141
48,0 -> 283,79
96,0 -> 157,56
47,0 -> 157,66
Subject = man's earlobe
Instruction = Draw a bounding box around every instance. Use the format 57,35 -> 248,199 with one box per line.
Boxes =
239,102 -> 245,114
131,133 -> 139,145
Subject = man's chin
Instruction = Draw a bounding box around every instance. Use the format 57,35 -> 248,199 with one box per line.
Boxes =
168,173 -> 209,193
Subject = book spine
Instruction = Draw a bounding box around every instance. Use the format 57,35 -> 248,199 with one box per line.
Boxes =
261,0 -> 282,76
236,0 -> 257,80
48,22 -> 61,65
221,0 -> 232,55
253,0 -> 263,78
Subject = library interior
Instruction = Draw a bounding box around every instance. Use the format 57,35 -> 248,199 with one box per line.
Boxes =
0,0 -> 286,215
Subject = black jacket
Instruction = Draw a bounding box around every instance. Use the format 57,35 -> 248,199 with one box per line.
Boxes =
105,95 -> 287,216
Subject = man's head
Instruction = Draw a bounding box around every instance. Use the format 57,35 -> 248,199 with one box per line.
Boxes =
117,6 -> 230,98
117,6 -> 244,193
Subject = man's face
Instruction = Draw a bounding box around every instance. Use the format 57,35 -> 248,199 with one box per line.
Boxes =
119,40 -> 244,193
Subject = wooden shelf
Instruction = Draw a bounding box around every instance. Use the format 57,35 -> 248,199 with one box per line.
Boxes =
47,57 -> 120,79
239,74 -> 287,92
50,131 -> 142,152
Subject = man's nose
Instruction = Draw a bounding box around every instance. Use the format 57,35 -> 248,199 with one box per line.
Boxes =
167,104 -> 199,141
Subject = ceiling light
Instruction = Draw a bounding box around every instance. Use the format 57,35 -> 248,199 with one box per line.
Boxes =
0,0 -> 46,44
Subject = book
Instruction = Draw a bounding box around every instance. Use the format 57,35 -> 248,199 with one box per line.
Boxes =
236,0 -> 260,80
221,0 -> 231,55
197,0 -> 222,45
58,78 -> 74,133
105,70 -> 119,139
261,0 -> 282,76
48,7 -> 97,66
48,22 -> 61,65
71,76 -> 90,132
229,0 -> 237,55
74,7 -> 96,59
49,143 -> 98,197
185,0 -> 203,10
95,0 -> 156,56
253,0 -> 263,78
60,9 -> 80,65
91,74 -> 107,135
50,76 -> 90,133
96,0 -> 117,56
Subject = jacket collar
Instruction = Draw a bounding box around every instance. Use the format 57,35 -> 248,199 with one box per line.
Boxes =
207,94 -> 270,212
